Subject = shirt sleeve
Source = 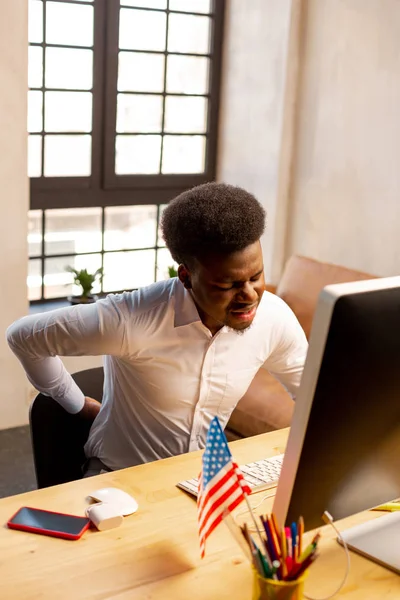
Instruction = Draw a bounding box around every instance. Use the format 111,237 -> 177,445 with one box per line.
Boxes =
6,295 -> 127,414
261,303 -> 308,399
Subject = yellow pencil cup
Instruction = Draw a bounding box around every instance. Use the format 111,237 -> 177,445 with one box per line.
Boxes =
252,567 -> 307,600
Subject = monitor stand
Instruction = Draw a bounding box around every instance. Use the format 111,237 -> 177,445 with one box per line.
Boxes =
338,511 -> 400,574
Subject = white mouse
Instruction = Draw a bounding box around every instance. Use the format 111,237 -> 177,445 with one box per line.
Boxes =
88,487 -> 138,516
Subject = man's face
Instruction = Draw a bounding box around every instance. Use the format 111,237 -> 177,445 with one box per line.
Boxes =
179,241 -> 265,335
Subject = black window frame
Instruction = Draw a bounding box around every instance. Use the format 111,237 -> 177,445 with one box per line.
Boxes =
30,0 -> 226,211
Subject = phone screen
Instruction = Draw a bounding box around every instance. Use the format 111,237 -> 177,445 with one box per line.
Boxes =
8,507 -> 90,537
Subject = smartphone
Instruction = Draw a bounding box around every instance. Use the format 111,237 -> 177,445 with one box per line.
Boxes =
7,506 -> 91,540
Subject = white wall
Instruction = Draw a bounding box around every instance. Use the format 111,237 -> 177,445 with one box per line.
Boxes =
217,0 -> 293,282
286,0 -> 400,276
0,0 -> 30,429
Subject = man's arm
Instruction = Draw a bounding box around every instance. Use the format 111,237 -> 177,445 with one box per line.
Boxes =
7,296 -> 127,415
79,396 -> 102,421
262,304 -> 308,399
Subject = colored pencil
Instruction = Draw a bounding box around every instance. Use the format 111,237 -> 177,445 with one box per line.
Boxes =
262,517 -> 279,562
285,526 -> 292,557
291,522 -> 298,561
286,551 -> 319,581
270,512 -> 281,546
235,514 -> 318,583
298,515 -> 304,556
280,527 -> 287,578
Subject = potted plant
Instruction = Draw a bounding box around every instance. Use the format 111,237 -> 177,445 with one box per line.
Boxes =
168,265 -> 178,278
66,266 -> 103,305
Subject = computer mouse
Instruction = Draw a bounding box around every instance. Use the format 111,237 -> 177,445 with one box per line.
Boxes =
88,487 -> 138,516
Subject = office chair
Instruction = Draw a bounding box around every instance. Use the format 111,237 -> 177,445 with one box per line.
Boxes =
29,367 -> 104,489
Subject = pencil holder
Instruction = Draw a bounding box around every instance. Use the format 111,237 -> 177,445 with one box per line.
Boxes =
252,567 -> 307,600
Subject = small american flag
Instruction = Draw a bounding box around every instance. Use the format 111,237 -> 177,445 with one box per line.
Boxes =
197,416 -> 251,558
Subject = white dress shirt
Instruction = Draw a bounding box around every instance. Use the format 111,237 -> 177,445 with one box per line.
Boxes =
7,278 -> 308,470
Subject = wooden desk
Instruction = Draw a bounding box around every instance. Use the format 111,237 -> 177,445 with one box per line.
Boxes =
0,429 -> 398,599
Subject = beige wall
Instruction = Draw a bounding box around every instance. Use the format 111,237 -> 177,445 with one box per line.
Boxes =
0,0 -> 30,429
0,1 -> 101,431
217,0 -> 293,282
286,0 -> 400,276
219,0 -> 400,280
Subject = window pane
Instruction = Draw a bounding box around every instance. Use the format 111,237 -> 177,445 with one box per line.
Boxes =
28,135 -> 42,177
28,46 -> 43,89
44,254 -> 102,299
103,250 -> 155,292
169,0 -> 211,12
45,48 -> 93,90
29,0 -> 43,43
45,208 -> 102,256
157,204 -> 167,246
118,52 -> 165,92
162,135 -> 205,173
46,2 -> 94,47
166,55 -> 209,94
28,91 -> 43,133
117,94 -> 163,133
44,135 -> 91,176
28,259 -> 42,301
104,205 -> 157,251
164,96 -> 207,133
167,14 -> 210,54
28,210 -> 42,257
45,92 -> 92,132
156,247 -> 177,281
115,135 -> 161,174
121,0 -> 166,8
119,8 -> 166,51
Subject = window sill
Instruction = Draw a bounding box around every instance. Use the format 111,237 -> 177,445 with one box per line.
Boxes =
29,294 -> 110,314
29,300 -> 71,314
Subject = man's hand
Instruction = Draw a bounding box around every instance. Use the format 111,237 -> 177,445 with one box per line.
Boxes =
77,396 -> 101,421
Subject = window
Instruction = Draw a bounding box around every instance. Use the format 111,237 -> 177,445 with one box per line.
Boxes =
27,0 -> 225,301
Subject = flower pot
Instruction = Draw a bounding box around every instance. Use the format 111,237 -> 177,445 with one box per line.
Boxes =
68,294 -> 98,305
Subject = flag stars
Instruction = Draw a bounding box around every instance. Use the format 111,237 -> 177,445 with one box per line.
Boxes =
201,418 -> 234,486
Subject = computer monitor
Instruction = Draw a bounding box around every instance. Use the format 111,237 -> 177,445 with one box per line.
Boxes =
273,276 -> 400,570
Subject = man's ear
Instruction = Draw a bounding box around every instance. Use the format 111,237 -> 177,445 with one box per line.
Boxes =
178,264 -> 192,289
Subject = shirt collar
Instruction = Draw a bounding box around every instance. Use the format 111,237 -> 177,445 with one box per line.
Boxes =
173,279 -> 202,328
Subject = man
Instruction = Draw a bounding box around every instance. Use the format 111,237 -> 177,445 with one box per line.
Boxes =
7,183 -> 307,477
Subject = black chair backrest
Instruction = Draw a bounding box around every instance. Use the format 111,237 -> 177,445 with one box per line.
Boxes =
29,367 -> 104,489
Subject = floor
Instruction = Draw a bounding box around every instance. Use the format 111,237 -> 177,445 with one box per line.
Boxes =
0,425 -> 36,498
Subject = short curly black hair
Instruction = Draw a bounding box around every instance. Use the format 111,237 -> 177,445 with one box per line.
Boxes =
161,182 -> 266,266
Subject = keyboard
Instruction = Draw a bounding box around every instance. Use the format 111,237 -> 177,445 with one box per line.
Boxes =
177,454 -> 284,497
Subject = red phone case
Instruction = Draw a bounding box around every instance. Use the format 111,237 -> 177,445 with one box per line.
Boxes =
7,506 -> 91,540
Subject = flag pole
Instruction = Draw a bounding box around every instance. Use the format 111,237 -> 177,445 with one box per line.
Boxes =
222,508 -> 252,562
243,494 -> 272,567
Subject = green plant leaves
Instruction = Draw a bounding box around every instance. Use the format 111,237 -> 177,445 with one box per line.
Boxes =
65,266 -> 103,298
